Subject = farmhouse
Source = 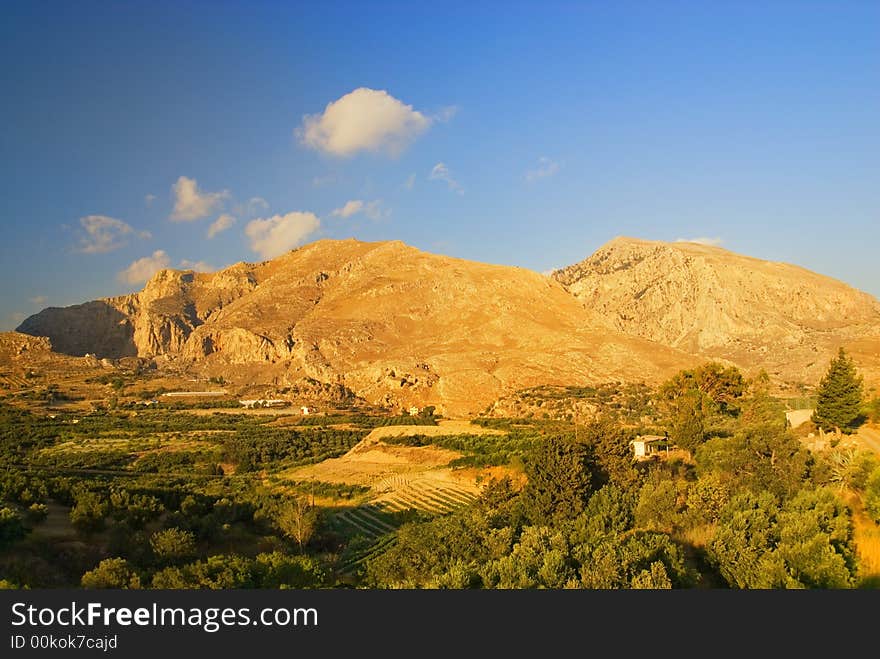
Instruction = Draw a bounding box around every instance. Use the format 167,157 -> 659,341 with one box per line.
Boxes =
630,435 -> 670,460
300,406 -> 311,415
408,406 -> 421,416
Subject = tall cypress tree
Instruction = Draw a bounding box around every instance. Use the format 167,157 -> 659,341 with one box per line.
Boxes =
812,347 -> 864,433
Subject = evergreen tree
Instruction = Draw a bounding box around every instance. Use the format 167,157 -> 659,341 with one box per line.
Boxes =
812,348 -> 864,433
523,434 -> 594,524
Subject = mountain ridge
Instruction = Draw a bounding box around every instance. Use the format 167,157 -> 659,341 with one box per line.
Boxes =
15,237 -> 880,414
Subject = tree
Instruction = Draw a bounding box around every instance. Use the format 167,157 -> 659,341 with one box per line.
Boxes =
658,362 -> 746,452
707,488 -> 856,589
0,507 -> 26,550
150,528 -> 197,565
865,466 -> 880,524
81,558 -> 141,589
70,491 -> 108,535
580,418 -> 641,489
522,434 -> 595,524
276,496 -> 319,551
812,348 -> 864,433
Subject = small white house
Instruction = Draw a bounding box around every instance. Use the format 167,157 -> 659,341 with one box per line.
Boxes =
300,406 -> 310,415
408,406 -> 421,416
630,435 -> 669,460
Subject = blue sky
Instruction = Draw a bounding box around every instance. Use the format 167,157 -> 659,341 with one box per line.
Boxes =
1,1 -> 878,329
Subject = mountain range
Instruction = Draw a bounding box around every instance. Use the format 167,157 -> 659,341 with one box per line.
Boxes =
14,237 -> 880,415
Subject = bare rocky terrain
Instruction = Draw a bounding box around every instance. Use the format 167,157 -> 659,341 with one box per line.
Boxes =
554,237 -> 880,389
12,236 -> 880,415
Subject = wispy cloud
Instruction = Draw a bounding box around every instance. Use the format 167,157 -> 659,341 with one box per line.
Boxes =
298,88 -> 432,157
433,105 -> 458,123
144,194 -> 157,207
170,176 -> 230,222
245,212 -> 321,259
330,199 -> 389,220
429,162 -> 464,194
247,197 -> 269,214
403,173 -> 416,190
76,215 -> 146,254
207,213 -> 236,239
675,236 -> 724,247
332,200 -> 364,218
118,250 -> 171,285
29,296 -> 48,306
179,259 -> 214,273
525,156 -> 560,183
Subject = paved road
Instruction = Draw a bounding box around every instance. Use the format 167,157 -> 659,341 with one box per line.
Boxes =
855,425 -> 880,455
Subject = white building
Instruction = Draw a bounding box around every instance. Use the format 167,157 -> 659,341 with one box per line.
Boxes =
630,435 -> 669,460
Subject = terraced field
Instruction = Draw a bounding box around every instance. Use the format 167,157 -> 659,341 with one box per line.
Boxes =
333,475 -> 482,574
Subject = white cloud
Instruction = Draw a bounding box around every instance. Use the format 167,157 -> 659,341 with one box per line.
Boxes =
403,173 -> 416,190
29,296 -> 48,306
170,176 -> 230,222
331,199 -> 388,220
298,88 -> 431,157
118,250 -> 171,285
207,213 -> 236,239
675,237 -> 724,247
10,312 -> 26,324
245,212 -> 321,260
429,162 -> 464,194
332,200 -> 364,218
144,194 -> 156,207
138,230 -> 152,240
76,215 -> 137,254
525,156 -> 560,183
248,197 -> 269,214
434,105 -> 459,123
179,259 -> 214,273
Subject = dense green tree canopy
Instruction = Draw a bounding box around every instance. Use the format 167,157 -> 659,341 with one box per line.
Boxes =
812,348 -> 864,433
523,434 -> 595,524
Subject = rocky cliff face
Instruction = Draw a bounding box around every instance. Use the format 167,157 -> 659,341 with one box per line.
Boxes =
17,237 -> 880,414
553,237 -> 880,385
15,239 -> 695,415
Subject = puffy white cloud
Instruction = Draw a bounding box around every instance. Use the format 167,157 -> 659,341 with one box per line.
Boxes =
29,296 -> 48,306
170,176 -> 230,221
332,200 -> 364,218
675,237 -> 724,247
245,212 -> 320,260
76,215 -> 137,254
207,213 -> 236,239
298,88 -> 431,157
429,162 -> 463,194
525,156 -> 560,183
179,259 -> 215,273
118,250 -> 171,285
